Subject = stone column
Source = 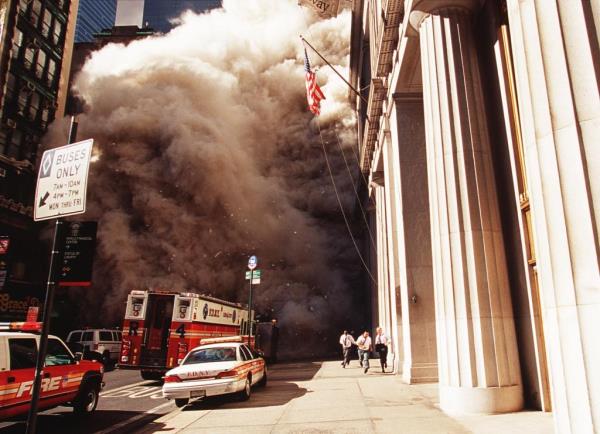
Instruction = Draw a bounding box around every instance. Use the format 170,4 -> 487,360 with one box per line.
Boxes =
413,0 -> 523,413
368,204 -> 379,335
381,131 -> 406,376
387,94 -> 438,383
507,1 -> 600,431
374,184 -> 390,336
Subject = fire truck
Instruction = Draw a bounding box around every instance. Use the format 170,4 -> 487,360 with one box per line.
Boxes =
119,290 -> 254,380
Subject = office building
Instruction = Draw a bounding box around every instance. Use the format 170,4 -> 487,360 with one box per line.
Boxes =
74,0 -> 117,43
350,0 -> 599,432
0,0 -> 78,320
142,0 -> 220,33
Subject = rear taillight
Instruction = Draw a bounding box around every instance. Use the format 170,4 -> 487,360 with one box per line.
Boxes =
216,370 -> 238,379
164,375 -> 182,383
120,340 -> 131,362
177,343 -> 188,364
121,341 -> 130,353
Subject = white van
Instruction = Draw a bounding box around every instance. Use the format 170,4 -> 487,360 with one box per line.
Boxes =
67,329 -> 122,364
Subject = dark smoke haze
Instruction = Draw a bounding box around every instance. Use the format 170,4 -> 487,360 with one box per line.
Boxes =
45,0 -> 367,358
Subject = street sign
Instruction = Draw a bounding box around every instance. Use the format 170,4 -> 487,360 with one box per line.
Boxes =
248,255 -> 257,270
59,221 -> 97,287
34,139 -> 94,221
245,270 -> 261,284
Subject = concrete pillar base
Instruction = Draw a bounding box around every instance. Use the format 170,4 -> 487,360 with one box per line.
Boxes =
439,384 -> 524,414
402,362 -> 438,384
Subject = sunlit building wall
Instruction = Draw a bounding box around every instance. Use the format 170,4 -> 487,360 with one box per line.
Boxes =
351,0 -> 600,432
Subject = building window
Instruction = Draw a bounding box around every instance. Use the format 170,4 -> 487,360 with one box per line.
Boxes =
5,73 -> 18,101
18,0 -> 30,14
7,130 -> 23,158
42,9 -> 52,38
52,20 -> 63,45
41,107 -> 49,129
29,92 -> 40,121
35,49 -> 46,79
47,58 -> 56,86
17,88 -> 29,113
12,30 -> 24,60
31,0 -> 42,27
0,130 -> 8,155
53,0 -> 70,13
24,44 -> 35,69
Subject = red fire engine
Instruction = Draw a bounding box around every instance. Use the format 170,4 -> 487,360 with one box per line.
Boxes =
119,290 -> 254,380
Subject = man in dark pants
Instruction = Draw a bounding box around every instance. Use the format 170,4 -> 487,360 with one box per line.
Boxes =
339,330 -> 355,367
375,327 -> 389,373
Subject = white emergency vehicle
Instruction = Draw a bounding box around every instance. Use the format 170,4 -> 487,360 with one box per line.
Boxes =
162,336 -> 266,407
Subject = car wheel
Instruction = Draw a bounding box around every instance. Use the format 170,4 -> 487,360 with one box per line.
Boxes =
257,369 -> 267,387
102,350 -> 112,367
237,376 -> 252,401
141,371 -> 163,381
73,381 -> 100,415
175,398 -> 189,408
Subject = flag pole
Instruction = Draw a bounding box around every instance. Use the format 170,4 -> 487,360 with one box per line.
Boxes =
300,35 -> 369,107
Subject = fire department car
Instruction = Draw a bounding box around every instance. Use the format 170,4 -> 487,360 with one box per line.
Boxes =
0,322 -> 104,420
162,336 -> 266,407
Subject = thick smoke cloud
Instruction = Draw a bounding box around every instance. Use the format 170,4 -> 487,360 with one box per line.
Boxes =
46,0 -> 366,358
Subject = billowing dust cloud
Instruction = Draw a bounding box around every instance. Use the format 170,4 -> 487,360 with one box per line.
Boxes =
46,0 -> 367,358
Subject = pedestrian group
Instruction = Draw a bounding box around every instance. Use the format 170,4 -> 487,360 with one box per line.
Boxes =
339,327 -> 389,374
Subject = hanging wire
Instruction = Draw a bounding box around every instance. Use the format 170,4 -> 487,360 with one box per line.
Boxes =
328,127 -> 376,248
300,18 -> 376,284
317,119 -> 377,285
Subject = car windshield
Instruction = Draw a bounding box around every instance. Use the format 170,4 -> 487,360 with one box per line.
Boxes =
183,347 -> 237,365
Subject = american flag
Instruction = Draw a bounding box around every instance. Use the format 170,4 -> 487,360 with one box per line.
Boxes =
304,48 -> 325,116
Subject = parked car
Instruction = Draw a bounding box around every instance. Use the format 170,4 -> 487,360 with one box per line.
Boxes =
66,329 -> 122,366
0,323 -> 104,420
162,338 -> 266,408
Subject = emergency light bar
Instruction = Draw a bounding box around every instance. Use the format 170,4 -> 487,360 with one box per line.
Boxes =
0,321 -> 43,332
201,335 -> 245,344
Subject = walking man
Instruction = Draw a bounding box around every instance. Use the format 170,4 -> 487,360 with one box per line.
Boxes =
375,327 -> 389,372
339,330 -> 355,367
356,331 -> 372,373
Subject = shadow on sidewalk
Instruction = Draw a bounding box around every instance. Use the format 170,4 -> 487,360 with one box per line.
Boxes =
0,410 -> 163,434
182,361 -> 323,411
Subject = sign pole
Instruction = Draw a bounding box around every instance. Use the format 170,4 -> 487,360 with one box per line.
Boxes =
26,116 -> 78,434
247,277 -> 253,345
25,219 -> 63,434
246,256 -> 257,345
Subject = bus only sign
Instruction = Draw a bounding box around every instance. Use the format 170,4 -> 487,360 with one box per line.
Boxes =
34,139 -> 94,221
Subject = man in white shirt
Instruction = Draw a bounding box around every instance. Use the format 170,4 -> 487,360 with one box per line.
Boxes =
375,327 -> 390,373
339,330 -> 355,368
355,331 -> 372,373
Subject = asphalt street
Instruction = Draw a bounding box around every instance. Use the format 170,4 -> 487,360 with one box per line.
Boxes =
0,369 -> 175,434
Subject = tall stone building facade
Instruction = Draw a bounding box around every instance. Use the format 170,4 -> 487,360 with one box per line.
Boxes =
0,0 -> 78,321
350,0 -> 600,432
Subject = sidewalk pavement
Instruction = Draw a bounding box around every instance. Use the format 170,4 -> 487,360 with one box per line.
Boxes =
134,360 -> 554,434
